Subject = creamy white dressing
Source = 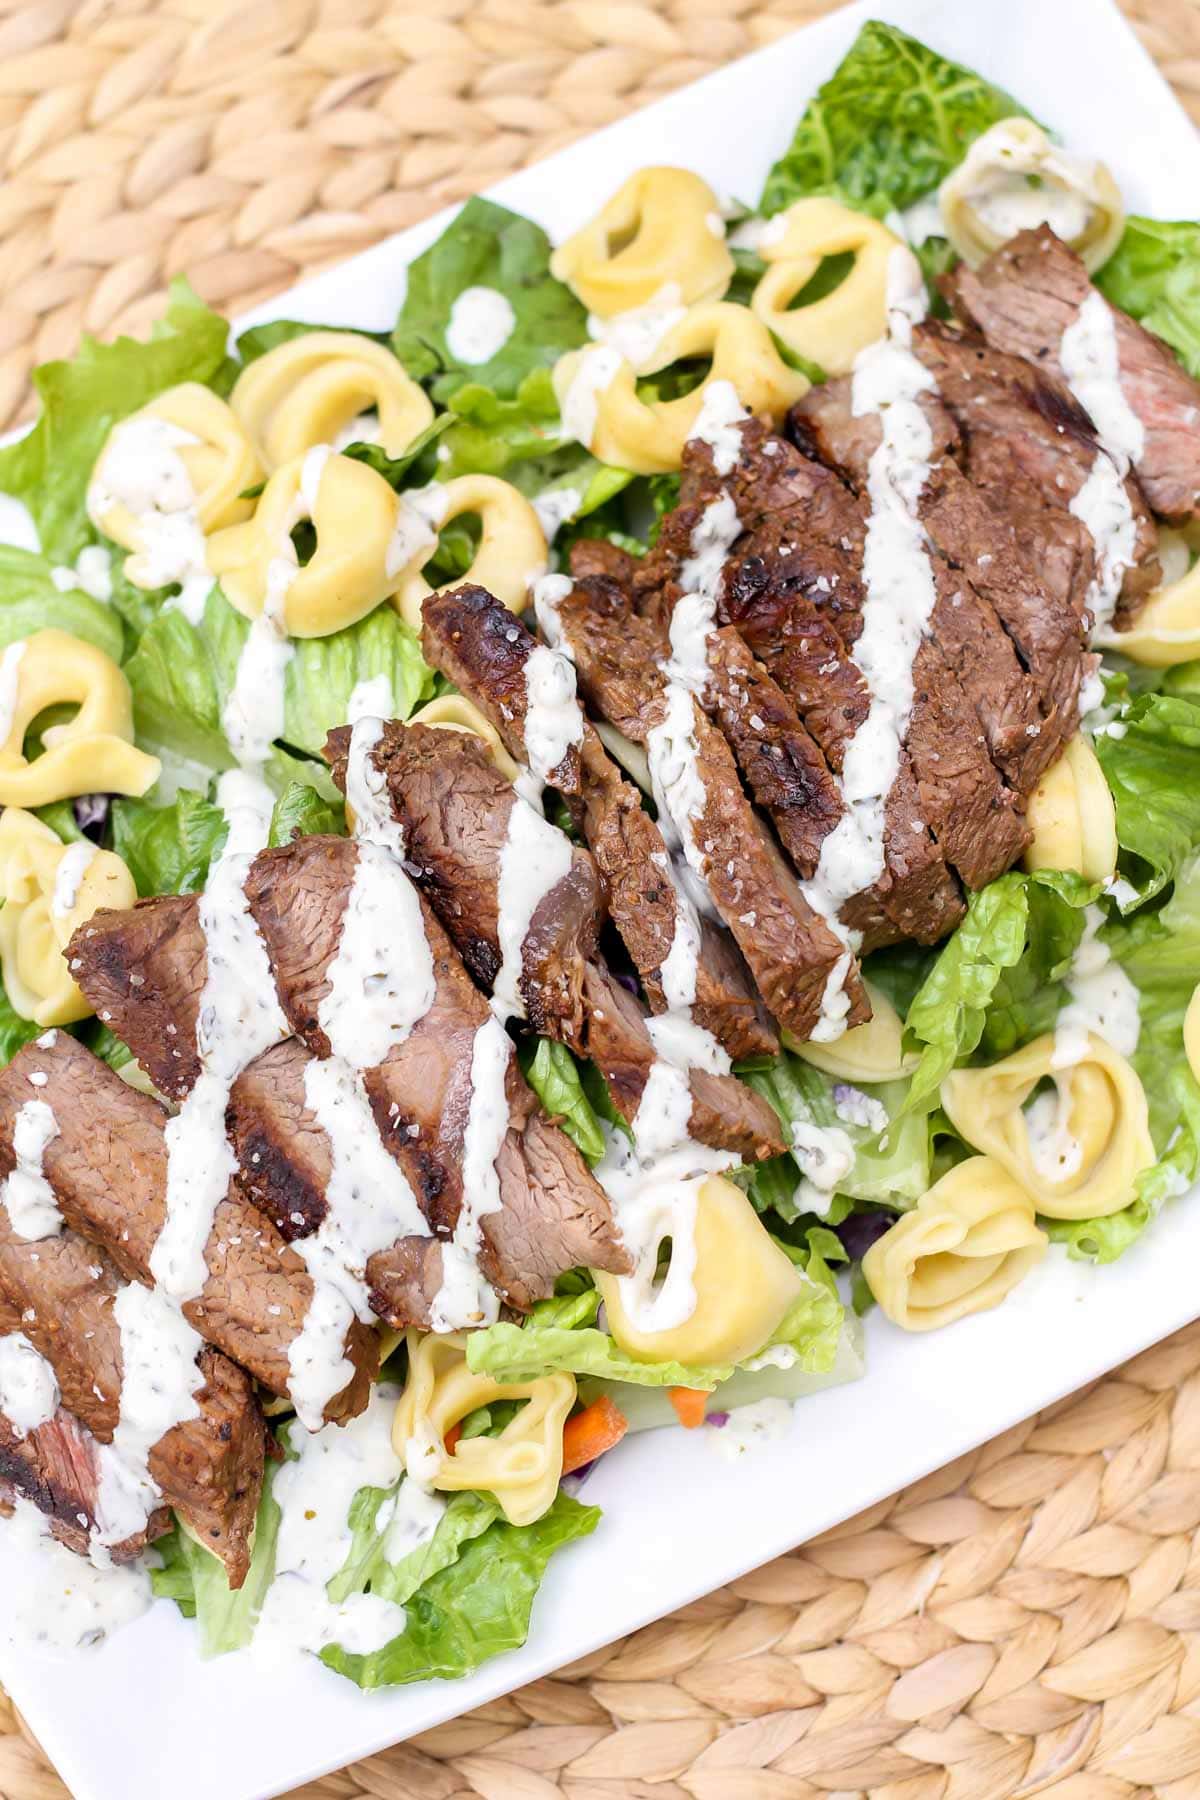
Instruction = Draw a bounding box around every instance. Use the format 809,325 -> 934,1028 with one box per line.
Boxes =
522,642 -> 584,786
331,411 -> 379,453
832,1084 -> 888,1134
290,1057 -> 429,1431
492,797 -> 575,1023
1053,904 -> 1141,1066
688,379 -> 747,479
800,247 -> 938,1038
0,1332 -> 59,1437
252,1385 -> 411,1662
153,771 -> 286,1301
586,283 -> 686,368
87,415 -> 213,624
0,1497 -> 152,1652
1060,291 -> 1146,636
531,486 -> 583,544
50,545 -> 113,603
343,714 -> 407,859
705,1396 -> 793,1461
596,1129 -> 736,1333
98,1281 -> 204,1551
50,840 -> 98,919
0,638 -> 27,743
346,672 -> 394,723
429,1016 -> 511,1332
943,124 -> 1099,244
1024,1085 -> 1084,1182
2,1098 -> 61,1240
790,1118 -> 855,1217
386,492 -> 440,582
531,572 -> 574,651
378,1468 -> 446,1562
896,195 -> 945,248
319,841 -> 437,1069
727,213 -> 788,253
445,286 -> 517,365
560,345 -> 624,447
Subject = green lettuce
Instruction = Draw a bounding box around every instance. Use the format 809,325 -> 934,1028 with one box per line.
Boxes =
110,787 -> 229,896
1097,217 -> 1200,377
268,780 -> 345,847
329,1488 -> 499,1607
743,1056 -> 930,1218
761,21 -> 1029,217
900,870 -> 1094,1117
322,1493 -> 599,1688
520,1039 -> 606,1164
1095,690 -> 1200,902
124,588 -> 434,771
234,318 -> 389,366
0,280 -> 229,564
392,197 -> 588,402
151,1461 -> 283,1656
0,546 -> 124,661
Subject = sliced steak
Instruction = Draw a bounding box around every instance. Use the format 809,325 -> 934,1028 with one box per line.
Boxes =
0,1202 -> 263,1585
790,378 -> 1074,785
324,724 -> 782,1161
551,574 -> 872,1041
946,225 -> 1200,526
420,583 -> 778,1063
911,318 -> 1161,617
0,1033 -> 376,1423
0,1397 -> 172,1563
244,836 -> 632,1308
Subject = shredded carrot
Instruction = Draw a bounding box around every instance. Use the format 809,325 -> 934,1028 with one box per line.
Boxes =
667,1386 -> 708,1429
561,1395 -> 627,1475
444,1421 -> 462,1455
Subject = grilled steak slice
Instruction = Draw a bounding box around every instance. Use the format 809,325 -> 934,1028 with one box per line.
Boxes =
0,1203 -> 263,1584
659,421 -> 1028,893
330,721 -> 604,1042
946,225 -> 1200,526
911,318 -> 1161,617
790,380 -> 1075,785
551,574 -> 872,1041
0,1033 -> 376,1423
0,1396 -> 172,1563
244,836 -> 631,1307
324,724 -> 783,1161
420,582 -> 777,1062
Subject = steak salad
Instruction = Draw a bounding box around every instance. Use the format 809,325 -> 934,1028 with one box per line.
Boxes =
1,17 -> 1199,1696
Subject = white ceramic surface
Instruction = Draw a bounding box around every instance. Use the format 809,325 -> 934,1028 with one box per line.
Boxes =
3,2 -> 1199,1796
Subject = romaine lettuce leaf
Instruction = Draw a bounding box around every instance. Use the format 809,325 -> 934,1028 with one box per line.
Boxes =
151,1461 -> 283,1657
0,981 -> 43,1066
520,1038 -> 606,1164
268,780 -> 345,848
110,788 -> 229,896
0,280 -> 229,565
329,1488 -> 499,1607
0,546 -> 124,661
392,197 -> 588,402
321,1493 -> 599,1688
760,21 -> 1029,217
124,588 -> 435,771
1095,689 -> 1200,902
1096,217 -> 1200,377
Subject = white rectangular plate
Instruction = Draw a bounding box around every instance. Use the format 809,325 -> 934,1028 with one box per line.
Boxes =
3,2 -> 1198,1796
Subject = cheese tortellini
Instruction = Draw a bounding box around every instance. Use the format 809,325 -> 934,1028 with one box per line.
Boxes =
942,1032 -> 1155,1221
550,167 -> 733,316
1023,734 -> 1118,884
393,1331 -> 574,1528
208,448 -> 403,636
230,330 -> 434,470
0,810 -> 136,1026
390,474 -> 548,632
863,1157 -> 1047,1332
1100,534 -> 1200,667
0,629 -> 160,808
409,694 -> 522,783
751,198 -> 902,376
595,1174 -> 804,1368
939,119 -> 1125,273
88,383 -> 262,587
555,304 -> 809,476
790,983 -> 915,1082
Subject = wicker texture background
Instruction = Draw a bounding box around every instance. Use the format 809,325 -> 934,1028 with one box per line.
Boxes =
1,2 -> 1200,1797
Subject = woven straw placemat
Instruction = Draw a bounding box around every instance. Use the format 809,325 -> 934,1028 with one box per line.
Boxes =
2,3 -> 1200,1797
